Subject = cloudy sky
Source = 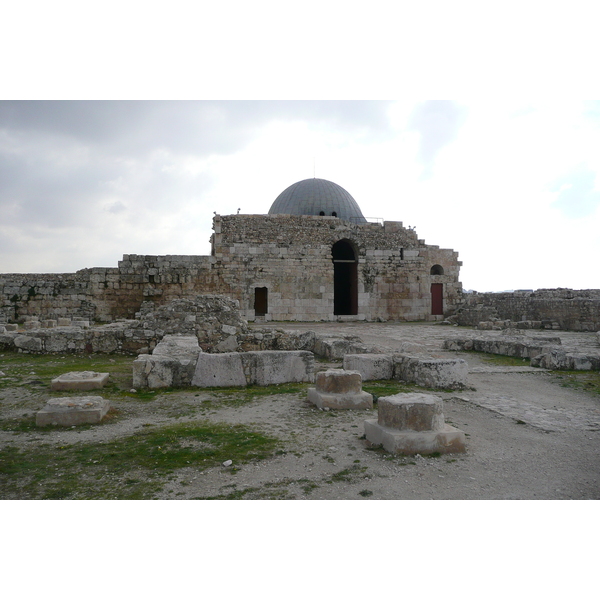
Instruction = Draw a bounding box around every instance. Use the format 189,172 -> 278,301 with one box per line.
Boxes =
1,99 -> 599,292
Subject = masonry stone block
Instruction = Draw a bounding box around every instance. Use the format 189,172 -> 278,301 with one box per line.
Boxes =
343,354 -> 393,380
364,392 -> 465,455
307,369 -> 373,410
36,396 -> 110,426
242,351 -> 315,386
51,371 -> 110,391
393,354 -> 468,389
191,352 -> 247,387
14,335 -> 43,353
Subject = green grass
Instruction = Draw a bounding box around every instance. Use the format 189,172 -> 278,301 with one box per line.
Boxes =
0,352 -> 135,393
464,351 -> 531,367
0,420 -> 281,499
553,371 -> 600,395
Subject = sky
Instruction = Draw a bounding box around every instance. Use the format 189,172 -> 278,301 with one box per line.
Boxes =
1,99 -> 599,292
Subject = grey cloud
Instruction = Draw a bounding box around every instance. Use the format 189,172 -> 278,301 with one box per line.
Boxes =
408,100 -> 467,177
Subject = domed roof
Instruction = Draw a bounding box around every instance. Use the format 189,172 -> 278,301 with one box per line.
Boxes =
268,178 -> 367,223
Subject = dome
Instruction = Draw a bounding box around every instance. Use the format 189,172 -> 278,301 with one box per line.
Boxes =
268,178 -> 367,223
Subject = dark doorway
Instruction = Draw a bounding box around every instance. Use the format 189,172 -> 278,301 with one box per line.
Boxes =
431,283 -> 443,315
332,240 -> 358,315
254,287 -> 268,316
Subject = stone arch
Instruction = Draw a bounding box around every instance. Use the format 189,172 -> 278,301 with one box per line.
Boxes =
430,264 -> 444,275
332,239 -> 358,315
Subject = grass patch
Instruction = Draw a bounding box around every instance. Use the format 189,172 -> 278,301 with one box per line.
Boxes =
207,383 -> 309,407
0,353 -> 135,391
0,420 -> 281,500
327,464 -> 368,483
552,371 -> 600,396
363,380 -> 421,400
464,351 -> 531,367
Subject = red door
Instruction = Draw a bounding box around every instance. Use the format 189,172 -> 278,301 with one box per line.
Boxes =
431,283 -> 443,315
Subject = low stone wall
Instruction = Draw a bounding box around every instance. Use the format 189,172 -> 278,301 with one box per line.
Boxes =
442,335 -> 562,359
192,350 -> 315,388
343,353 -> 468,389
451,289 -> 600,332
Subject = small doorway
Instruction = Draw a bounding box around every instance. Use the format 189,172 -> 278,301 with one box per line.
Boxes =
254,287 -> 268,317
332,240 -> 358,315
431,283 -> 443,315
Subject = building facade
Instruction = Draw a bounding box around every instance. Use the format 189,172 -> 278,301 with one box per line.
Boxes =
0,178 -> 463,323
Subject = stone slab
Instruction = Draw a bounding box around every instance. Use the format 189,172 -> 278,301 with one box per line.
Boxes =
315,369 -> 362,393
343,354 -> 393,381
364,419 -> 466,455
308,388 -> 373,410
36,396 -> 110,426
243,351 -> 315,385
191,352 -> 247,387
393,354 -> 469,389
51,371 -> 109,391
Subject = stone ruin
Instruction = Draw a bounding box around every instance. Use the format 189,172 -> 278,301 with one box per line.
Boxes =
364,393 -> 466,455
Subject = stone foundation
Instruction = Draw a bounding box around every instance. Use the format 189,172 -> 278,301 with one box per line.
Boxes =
364,393 -> 466,455
307,369 -> 373,410
36,396 -> 111,426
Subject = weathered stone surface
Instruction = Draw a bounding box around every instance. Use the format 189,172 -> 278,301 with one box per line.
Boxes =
313,337 -> 370,360
36,396 -> 110,426
452,289 -> 600,332
242,351 -> 315,386
152,334 -> 201,362
14,335 -> 42,353
133,354 -> 198,389
442,336 -> 561,359
378,393 -> 445,431
364,419 -> 466,455
364,392 -> 465,454
308,388 -> 373,410
531,350 -> 600,371
51,371 -> 109,391
308,369 -> 373,410
343,354 -> 393,381
315,369 -> 362,393
191,352 -> 247,388
393,354 -> 469,389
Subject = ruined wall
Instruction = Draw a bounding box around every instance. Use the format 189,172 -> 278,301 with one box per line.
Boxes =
453,289 -> 600,331
212,214 -> 463,322
0,214 -> 463,324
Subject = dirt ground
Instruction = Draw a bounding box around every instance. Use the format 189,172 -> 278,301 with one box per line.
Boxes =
1,322 -> 599,500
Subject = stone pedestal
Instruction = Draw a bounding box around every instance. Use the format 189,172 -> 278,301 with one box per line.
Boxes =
51,371 -> 110,391
308,369 -> 373,410
364,393 -> 465,454
36,396 -> 110,426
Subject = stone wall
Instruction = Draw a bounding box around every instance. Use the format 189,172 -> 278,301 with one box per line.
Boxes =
451,289 -> 600,332
1,214 -> 463,324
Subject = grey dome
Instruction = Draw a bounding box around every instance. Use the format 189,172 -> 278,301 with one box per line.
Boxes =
268,178 -> 367,223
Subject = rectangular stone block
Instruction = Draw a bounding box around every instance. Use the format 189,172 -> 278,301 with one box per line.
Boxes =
393,354 -> 469,389
315,369 -> 362,393
343,354 -> 393,381
191,352 -> 247,387
242,351 -> 315,385
364,419 -> 466,455
378,393 -> 445,431
36,396 -> 110,426
51,371 -> 110,391
308,388 -> 373,410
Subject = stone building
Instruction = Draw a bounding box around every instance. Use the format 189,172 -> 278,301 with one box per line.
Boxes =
0,178 -> 463,323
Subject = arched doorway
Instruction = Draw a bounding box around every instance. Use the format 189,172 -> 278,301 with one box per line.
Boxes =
332,240 -> 358,315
